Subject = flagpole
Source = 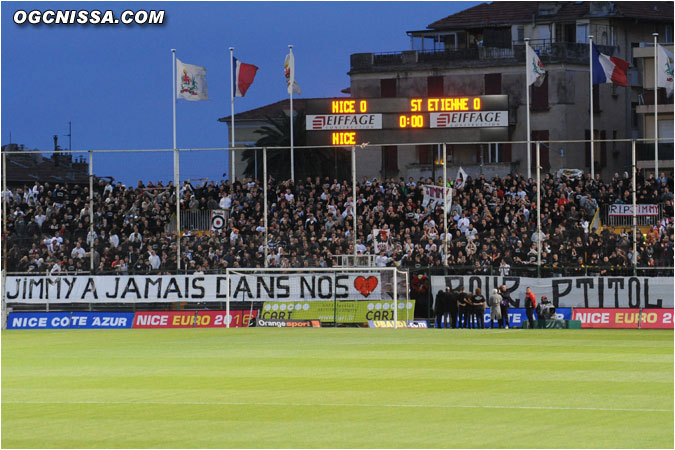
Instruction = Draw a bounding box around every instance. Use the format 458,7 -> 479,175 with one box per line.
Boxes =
536,141 -> 542,278
653,33 -> 659,178
229,47 -> 236,183
289,44 -> 295,182
442,143 -> 448,267
263,147 -> 268,268
631,139 -> 637,275
352,146 -> 357,258
525,38 -> 532,180
589,36 -> 595,180
172,48 -> 181,272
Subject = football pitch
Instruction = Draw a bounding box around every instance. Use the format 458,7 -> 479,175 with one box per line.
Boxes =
2,328 -> 673,449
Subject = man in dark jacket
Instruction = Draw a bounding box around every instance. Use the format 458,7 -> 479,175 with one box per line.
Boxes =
458,287 -> 469,328
499,284 -> 514,329
525,287 -> 537,329
472,287 -> 486,329
448,287 -> 459,329
434,290 -> 446,329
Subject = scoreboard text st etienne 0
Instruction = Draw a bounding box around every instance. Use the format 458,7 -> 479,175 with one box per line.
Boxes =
305,95 -> 509,146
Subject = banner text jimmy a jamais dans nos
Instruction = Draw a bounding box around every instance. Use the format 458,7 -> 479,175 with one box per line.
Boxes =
4,274 -> 375,301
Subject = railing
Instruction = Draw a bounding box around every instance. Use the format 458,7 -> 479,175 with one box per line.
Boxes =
168,209 -> 220,233
418,47 -> 479,63
354,42 -> 617,71
7,265 -> 672,278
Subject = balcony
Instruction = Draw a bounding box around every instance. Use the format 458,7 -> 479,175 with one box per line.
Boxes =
636,143 -> 674,161
350,41 -> 617,73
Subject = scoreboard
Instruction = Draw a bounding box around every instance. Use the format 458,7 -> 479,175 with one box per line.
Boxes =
305,95 -> 509,146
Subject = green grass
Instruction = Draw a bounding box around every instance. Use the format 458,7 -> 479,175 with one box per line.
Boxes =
2,328 -> 673,449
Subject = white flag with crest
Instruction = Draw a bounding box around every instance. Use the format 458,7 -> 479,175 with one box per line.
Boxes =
526,45 -> 546,87
176,58 -> 208,101
284,51 -> 301,95
657,44 -> 673,97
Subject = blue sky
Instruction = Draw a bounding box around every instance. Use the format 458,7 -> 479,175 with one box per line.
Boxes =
2,1 -> 477,185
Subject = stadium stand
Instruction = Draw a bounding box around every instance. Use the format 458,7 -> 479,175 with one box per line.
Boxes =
2,170 -> 673,277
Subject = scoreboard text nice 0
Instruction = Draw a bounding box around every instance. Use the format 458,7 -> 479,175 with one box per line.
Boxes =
305,95 -> 509,146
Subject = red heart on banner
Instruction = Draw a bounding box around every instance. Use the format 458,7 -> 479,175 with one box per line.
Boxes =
354,276 -> 378,297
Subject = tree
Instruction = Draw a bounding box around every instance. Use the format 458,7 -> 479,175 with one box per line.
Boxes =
241,111 -> 350,181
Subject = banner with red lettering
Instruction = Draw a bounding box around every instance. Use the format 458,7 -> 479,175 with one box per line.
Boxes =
132,310 -> 257,329
572,308 -> 674,329
638,309 -> 674,329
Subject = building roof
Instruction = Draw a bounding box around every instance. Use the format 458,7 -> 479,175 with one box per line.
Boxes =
612,1 -> 674,21
2,146 -> 89,185
427,1 -> 673,30
218,98 -> 315,122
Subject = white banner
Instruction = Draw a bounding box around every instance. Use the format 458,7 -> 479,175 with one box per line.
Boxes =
210,210 -> 226,231
421,184 -> 452,211
372,229 -> 390,253
431,111 -> 508,128
608,204 -> 660,217
431,275 -> 674,309
306,114 -> 382,130
5,273 -> 383,304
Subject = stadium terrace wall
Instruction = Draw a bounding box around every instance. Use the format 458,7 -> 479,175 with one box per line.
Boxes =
430,275 -> 674,309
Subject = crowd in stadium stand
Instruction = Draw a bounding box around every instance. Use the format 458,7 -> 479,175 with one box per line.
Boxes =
2,170 -> 673,276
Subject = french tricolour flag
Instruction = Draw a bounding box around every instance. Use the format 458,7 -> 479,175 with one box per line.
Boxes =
592,43 -> 629,87
233,57 -> 258,97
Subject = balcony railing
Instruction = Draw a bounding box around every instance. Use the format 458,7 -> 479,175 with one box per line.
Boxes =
353,41 -> 617,71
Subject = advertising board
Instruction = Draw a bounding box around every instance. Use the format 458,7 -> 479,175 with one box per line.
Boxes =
7,311 -> 134,329
256,319 -> 321,328
573,308 -> 674,329
368,320 -> 428,328
260,300 -> 415,323
133,310 -> 256,328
